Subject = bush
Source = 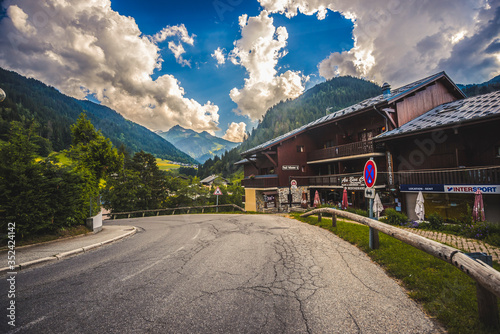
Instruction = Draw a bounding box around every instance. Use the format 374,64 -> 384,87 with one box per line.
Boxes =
382,208 -> 408,226
427,212 -> 444,230
346,207 -> 369,217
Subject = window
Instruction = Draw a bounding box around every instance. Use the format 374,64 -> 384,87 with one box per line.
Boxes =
301,166 -> 306,173
496,145 -> 500,157
297,145 -> 304,153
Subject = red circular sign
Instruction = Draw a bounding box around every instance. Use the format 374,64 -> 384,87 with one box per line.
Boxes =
364,160 -> 377,188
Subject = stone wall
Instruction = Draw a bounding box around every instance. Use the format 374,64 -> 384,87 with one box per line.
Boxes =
278,186 -> 309,209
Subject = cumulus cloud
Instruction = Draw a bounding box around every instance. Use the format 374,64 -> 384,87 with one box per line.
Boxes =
0,0 -> 218,133
211,47 -> 226,65
259,0 -> 500,85
154,24 -> 194,67
222,122 -> 247,142
229,10 -> 308,120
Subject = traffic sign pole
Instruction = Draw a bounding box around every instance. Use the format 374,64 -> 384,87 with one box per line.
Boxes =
364,158 -> 379,249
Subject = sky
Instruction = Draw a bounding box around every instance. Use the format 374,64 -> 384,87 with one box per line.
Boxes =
0,0 -> 499,142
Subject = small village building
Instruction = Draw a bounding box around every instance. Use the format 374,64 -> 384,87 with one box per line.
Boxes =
238,72 -> 485,216
200,174 -> 229,187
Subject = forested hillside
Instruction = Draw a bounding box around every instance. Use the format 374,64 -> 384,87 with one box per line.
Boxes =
458,75 -> 500,97
198,76 -> 381,178
0,67 -> 196,164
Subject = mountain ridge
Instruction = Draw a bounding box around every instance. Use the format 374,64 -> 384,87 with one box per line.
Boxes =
157,125 -> 240,163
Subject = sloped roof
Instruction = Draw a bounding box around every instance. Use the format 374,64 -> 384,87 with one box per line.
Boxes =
242,71 -> 458,156
376,90 -> 500,139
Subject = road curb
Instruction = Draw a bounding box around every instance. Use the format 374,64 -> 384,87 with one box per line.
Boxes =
0,226 -> 137,275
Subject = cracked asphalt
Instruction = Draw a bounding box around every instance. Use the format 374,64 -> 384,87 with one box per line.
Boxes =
0,214 -> 439,333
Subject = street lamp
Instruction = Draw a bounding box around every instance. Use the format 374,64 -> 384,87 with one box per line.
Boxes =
0,88 -> 5,102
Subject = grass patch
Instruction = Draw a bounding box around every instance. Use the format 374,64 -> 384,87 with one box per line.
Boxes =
156,158 -> 180,171
292,213 -> 500,334
1,225 -> 90,249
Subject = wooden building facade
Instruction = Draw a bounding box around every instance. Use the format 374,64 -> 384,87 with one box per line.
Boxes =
239,72 -> 499,222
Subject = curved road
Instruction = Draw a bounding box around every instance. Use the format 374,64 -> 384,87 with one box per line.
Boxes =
2,214 -> 438,333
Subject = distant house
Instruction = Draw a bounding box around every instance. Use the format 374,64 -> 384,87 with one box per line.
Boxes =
200,174 -> 229,186
239,71 -> 500,221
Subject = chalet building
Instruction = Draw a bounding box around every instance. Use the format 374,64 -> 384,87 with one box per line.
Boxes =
237,72 -> 499,221
376,90 -> 500,222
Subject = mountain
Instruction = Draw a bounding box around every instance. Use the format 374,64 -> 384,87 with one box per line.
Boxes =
458,75 -> 500,97
198,76 -> 383,178
0,67 -> 196,164
157,125 -> 240,163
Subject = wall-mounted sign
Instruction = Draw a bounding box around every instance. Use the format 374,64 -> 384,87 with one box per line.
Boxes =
290,179 -> 298,189
282,165 -> 300,171
445,185 -> 500,194
400,184 -> 444,192
342,176 -> 365,190
401,184 -> 500,194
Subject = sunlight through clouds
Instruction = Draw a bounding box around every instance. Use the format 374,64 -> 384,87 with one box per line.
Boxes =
259,0 -> 500,85
0,0 -> 219,133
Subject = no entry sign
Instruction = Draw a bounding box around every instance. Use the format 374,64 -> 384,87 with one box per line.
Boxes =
364,159 -> 377,188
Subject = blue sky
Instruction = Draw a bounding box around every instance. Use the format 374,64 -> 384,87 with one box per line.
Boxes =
0,0 -> 498,142
109,0 -> 354,137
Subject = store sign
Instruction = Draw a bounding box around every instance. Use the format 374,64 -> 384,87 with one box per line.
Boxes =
445,185 -> 500,194
400,184 -> 444,192
282,165 -> 300,171
342,176 -> 365,190
401,184 -> 500,194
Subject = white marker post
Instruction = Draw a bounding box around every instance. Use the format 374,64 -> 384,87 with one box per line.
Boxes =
214,186 -> 223,212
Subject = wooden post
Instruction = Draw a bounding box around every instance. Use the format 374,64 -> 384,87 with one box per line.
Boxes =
369,227 -> 380,249
332,214 -> 337,228
156,211 -> 159,216
187,209 -> 190,214
477,282 -> 499,328
318,213 -> 322,223
172,210 -> 175,215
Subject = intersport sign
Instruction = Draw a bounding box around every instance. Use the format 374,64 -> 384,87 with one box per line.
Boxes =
444,185 -> 500,194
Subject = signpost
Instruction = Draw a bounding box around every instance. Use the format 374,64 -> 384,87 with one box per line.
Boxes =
214,186 -> 223,212
364,158 -> 379,249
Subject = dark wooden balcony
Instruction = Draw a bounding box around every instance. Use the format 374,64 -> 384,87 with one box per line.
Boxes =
242,174 -> 279,188
395,167 -> 500,185
308,140 -> 380,162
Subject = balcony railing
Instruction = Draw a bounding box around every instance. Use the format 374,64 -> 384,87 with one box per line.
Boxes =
242,174 -> 279,188
395,167 -> 500,185
308,140 -> 378,162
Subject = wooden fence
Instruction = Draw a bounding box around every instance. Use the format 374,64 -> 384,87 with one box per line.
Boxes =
104,204 -> 246,219
301,207 -> 500,328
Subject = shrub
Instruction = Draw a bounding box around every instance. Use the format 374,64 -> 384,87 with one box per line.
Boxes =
346,207 -> 369,217
382,208 -> 408,226
427,212 -> 444,230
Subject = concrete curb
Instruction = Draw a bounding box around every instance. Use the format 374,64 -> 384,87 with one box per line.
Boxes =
0,227 -> 137,275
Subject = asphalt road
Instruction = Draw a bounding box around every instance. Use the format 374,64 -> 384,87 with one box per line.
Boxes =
1,214 -> 438,333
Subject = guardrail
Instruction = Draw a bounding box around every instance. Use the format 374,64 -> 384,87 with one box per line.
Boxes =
104,204 -> 246,219
301,207 -> 500,328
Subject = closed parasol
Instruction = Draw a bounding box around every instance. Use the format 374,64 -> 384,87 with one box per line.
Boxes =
415,191 -> 425,222
313,190 -> 321,208
341,188 -> 348,209
473,190 -> 485,222
373,193 -> 384,219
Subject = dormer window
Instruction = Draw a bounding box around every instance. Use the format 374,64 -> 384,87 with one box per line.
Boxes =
297,145 -> 305,153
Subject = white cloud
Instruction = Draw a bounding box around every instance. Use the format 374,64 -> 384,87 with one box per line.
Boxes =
229,10 -> 308,120
259,0 -> 500,85
154,24 -> 194,67
223,122 -> 247,142
211,47 -> 226,65
0,0 -> 219,133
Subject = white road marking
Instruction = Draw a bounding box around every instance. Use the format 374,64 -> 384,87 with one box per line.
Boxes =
121,246 -> 185,282
9,315 -> 48,333
192,228 -> 201,240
